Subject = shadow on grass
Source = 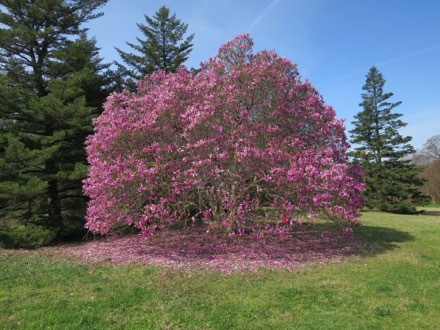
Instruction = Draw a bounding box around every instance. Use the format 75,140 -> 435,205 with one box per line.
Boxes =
421,209 -> 440,217
354,225 -> 415,255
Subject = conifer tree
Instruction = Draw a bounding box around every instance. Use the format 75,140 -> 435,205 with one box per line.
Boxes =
0,0 -> 110,247
349,66 -> 429,213
115,5 -> 194,90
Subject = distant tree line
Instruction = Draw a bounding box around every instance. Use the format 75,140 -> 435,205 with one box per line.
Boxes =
413,135 -> 440,203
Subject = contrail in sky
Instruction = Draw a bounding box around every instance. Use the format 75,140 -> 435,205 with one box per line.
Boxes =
375,44 -> 440,67
247,0 -> 281,34
321,44 -> 440,85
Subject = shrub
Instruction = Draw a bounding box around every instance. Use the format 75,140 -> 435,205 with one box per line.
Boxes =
0,224 -> 57,249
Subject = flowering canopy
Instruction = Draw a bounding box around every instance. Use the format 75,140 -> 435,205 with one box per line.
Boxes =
84,34 -> 364,237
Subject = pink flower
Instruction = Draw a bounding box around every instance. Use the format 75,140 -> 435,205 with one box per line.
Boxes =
83,34 -> 364,238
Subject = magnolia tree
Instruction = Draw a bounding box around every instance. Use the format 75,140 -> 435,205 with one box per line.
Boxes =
84,34 -> 364,237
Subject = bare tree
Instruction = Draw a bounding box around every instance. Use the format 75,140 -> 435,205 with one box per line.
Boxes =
413,135 -> 440,165
413,135 -> 440,203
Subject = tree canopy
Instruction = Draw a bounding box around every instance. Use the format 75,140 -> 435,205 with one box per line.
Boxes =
413,135 -> 440,203
84,34 -> 364,238
0,0 -> 110,247
349,66 -> 429,213
114,5 -> 194,90
413,135 -> 440,165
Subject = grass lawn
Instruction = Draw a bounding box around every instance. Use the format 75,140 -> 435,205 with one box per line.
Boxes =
425,203 -> 440,208
1,209 -> 439,329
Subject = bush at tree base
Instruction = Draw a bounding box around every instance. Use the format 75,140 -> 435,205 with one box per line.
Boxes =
0,224 -> 56,249
83,34 -> 364,237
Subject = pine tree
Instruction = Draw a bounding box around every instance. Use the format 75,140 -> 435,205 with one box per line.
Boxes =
0,0 -> 110,247
115,5 -> 194,90
349,66 -> 429,213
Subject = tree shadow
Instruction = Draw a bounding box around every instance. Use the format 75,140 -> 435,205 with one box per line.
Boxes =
353,225 -> 415,255
420,209 -> 440,217
55,223 -> 416,271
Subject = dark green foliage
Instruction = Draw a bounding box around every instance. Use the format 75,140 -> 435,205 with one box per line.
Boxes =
349,66 -> 429,213
0,0 -> 110,246
114,5 -> 194,90
0,224 -> 56,249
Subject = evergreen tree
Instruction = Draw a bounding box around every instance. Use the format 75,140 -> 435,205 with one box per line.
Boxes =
0,0 -> 110,247
115,5 -> 194,90
349,66 -> 429,213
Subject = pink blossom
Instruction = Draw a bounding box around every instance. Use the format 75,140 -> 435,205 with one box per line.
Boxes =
83,34 -> 364,238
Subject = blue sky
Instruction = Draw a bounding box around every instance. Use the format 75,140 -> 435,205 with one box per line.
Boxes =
87,0 -> 440,150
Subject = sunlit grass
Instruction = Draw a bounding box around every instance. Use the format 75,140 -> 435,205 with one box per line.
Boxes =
424,203 -> 440,208
1,210 -> 439,329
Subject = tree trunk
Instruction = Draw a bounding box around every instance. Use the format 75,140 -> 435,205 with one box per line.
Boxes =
46,160 -> 62,229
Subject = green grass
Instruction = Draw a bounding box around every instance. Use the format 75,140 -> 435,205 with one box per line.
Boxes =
1,210 -> 440,329
424,202 -> 440,208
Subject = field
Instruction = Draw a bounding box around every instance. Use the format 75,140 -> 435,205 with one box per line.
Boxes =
1,209 -> 440,329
